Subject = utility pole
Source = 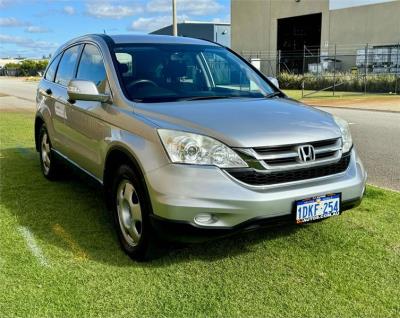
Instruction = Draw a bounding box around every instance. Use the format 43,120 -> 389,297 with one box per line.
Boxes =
172,0 -> 177,36
333,44 -> 336,96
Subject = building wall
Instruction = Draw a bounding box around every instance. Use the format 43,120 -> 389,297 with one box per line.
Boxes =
214,24 -> 231,47
232,0 -> 400,56
231,0 -> 271,53
152,24 -> 214,40
232,0 -> 330,75
231,0 -> 330,55
151,23 -> 231,46
329,1 -> 400,47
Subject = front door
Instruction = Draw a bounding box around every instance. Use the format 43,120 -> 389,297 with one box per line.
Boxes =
63,43 -> 111,179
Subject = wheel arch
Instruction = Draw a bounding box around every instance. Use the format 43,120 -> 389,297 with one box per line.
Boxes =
103,145 -> 146,190
103,145 -> 154,214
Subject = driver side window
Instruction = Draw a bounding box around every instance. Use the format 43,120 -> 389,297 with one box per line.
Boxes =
76,44 -> 108,93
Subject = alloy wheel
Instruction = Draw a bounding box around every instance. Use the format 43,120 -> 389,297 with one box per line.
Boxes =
41,132 -> 51,175
116,179 -> 143,247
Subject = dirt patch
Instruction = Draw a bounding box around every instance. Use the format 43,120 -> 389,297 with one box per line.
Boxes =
302,96 -> 400,112
0,93 -> 9,97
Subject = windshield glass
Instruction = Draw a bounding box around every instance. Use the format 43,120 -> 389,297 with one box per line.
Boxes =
113,44 -> 276,103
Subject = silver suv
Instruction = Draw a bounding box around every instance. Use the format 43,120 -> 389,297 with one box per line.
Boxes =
35,34 -> 367,260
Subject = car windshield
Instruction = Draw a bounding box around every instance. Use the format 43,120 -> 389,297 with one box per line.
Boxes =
113,43 -> 276,103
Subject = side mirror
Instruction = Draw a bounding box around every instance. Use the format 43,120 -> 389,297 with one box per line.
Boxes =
267,77 -> 279,89
67,80 -> 111,103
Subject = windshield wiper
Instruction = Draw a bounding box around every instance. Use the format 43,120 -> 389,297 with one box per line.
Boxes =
265,91 -> 283,99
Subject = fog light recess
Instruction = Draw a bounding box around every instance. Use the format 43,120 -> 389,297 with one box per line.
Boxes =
194,213 -> 217,225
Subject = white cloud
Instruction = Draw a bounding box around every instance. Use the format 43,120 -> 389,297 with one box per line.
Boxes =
0,34 -> 58,50
0,17 -> 28,27
86,3 -> 143,19
63,6 -> 76,15
128,14 -> 188,32
147,0 -> 224,16
25,26 -> 50,33
0,0 -> 13,8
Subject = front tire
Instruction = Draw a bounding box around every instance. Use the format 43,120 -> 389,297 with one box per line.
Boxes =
111,164 -> 156,261
39,125 -> 61,180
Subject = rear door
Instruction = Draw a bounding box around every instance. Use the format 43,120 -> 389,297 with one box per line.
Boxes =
53,44 -> 82,158
38,53 -> 63,149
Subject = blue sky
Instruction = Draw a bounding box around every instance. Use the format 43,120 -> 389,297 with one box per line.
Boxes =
0,0 -> 394,58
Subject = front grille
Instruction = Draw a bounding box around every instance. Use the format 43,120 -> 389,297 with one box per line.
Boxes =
254,138 -> 338,155
226,153 -> 351,186
252,138 -> 342,168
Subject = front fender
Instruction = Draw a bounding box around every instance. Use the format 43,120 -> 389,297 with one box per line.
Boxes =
101,128 -> 170,181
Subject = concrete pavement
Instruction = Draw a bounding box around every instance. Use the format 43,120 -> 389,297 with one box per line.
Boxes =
0,77 -> 37,111
0,77 -> 399,191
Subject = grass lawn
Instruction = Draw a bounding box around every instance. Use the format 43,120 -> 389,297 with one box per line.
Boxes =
283,89 -> 399,100
1,112 -> 399,317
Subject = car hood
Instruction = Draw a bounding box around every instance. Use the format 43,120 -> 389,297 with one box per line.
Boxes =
135,98 -> 341,148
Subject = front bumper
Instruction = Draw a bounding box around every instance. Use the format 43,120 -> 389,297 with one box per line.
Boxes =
145,148 -> 366,233
150,197 -> 362,242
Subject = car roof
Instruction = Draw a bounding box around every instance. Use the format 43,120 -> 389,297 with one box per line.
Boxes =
57,34 -> 217,51
109,34 -> 218,46
51,34 -> 219,60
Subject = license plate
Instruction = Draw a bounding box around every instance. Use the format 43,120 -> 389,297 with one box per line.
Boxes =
295,193 -> 341,224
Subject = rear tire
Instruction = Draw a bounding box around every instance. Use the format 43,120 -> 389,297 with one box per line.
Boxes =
39,125 -> 61,180
111,164 -> 156,261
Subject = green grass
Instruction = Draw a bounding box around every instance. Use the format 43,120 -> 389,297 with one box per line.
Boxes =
1,112 -> 399,317
283,89 -> 400,100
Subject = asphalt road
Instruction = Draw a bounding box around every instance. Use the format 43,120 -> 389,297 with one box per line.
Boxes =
321,107 -> 400,191
0,77 -> 399,191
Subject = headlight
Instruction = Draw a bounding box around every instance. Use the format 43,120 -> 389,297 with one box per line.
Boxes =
334,116 -> 353,153
158,129 -> 248,168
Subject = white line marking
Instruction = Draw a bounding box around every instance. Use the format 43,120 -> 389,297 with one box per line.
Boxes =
348,122 -> 357,125
18,226 -> 49,267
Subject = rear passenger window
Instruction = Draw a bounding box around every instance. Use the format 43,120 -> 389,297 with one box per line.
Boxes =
76,44 -> 108,93
44,54 -> 61,82
55,45 -> 80,86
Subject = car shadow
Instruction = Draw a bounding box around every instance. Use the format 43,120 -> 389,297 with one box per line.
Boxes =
0,147 -> 301,266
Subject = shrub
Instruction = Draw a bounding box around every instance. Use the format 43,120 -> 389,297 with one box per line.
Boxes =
4,60 -> 48,76
277,72 -> 398,93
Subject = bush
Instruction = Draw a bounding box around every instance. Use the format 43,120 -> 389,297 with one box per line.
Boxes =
4,60 -> 48,76
277,72 -> 398,93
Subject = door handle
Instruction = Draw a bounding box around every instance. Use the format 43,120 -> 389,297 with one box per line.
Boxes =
45,88 -> 52,95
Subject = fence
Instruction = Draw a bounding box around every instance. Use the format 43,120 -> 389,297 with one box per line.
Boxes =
242,42 -> 400,96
